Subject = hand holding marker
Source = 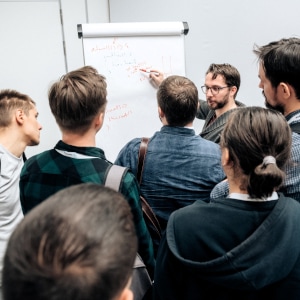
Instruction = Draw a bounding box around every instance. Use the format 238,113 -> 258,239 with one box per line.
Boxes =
140,69 -> 164,87
140,69 -> 160,76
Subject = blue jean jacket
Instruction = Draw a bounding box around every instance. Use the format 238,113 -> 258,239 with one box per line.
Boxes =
115,126 -> 225,246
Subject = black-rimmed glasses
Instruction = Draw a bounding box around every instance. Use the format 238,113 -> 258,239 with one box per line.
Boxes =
201,85 -> 230,95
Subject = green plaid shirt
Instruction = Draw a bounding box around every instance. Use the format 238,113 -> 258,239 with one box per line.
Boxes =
20,140 -> 154,273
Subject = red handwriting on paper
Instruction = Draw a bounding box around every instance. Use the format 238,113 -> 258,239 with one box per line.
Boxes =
91,38 -> 129,52
105,104 -> 133,131
90,38 -> 157,81
108,110 -> 133,122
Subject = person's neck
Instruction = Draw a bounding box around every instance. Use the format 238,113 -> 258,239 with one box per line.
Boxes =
184,121 -> 194,128
283,100 -> 300,117
163,120 -> 194,128
62,131 -> 96,147
215,99 -> 237,118
227,174 -> 247,195
0,130 -> 26,158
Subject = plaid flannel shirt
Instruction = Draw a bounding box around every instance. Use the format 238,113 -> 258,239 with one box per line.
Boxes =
20,140 -> 154,273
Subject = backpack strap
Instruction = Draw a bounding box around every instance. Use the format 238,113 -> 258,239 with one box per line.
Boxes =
137,137 -> 149,184
105,165 -> 153,298
137,138 -> 162,239
104,165 -> 127,191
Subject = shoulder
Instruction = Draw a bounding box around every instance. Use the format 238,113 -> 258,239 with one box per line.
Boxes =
166,200 -> 221,255
279,194 -> 300,212
276,195 -> 300,235
211,180 -> 229,199
118,168 -> 141,206
122,167 -> 136,182
199,135 -> 220,147
115,138 -> 142,168
120,168 -> 139,191
120,138 -> 142,151
22,150 -> 53,170
197,136 -> 222,154
168,201 -> 212,237
116,138 -> 141,158
235,100 -> 246,107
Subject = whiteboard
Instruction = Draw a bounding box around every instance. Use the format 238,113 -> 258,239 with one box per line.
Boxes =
78,22 -> 188,161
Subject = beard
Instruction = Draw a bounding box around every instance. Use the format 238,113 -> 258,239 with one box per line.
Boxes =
207,94 -> 229,110
263,91 -> 285,114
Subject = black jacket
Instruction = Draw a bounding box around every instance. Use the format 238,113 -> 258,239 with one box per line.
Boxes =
153,194 -> 300,299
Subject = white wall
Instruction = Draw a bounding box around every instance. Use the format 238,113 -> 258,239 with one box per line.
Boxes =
61,0 -> 110,72
0,1 -> 65,157
0,0 -> 109,157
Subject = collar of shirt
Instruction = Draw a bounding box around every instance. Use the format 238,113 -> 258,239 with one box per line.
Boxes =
286,110 -> 300,124
160,125 -> 196,135
184,125 -> 194,130
227,191 -> 278,202
55,140 -> 106,160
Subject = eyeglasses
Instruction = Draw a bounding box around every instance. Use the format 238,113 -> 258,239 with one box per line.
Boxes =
201,85 -> 230,95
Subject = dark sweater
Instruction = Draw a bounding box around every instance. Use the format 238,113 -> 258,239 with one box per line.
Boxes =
154,194 -> 300,300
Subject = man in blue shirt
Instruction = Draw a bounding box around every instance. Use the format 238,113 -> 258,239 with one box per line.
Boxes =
115,75 -> 225,254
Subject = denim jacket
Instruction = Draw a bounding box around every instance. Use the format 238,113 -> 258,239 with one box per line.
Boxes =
115,126 -> 225,236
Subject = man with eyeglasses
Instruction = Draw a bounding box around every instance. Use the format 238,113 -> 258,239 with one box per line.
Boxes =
211,37 -> 300,203
150,63 -> 245,144
197,63 -> 245,143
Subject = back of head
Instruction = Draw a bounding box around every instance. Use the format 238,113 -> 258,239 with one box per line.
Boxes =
48,66 -> 107,134
206,63 -> 241,98
0,89 -> 35,127
220,106 -> 291,198
2,183 -> 137,300
253,37 -> 300,99
157,75 -> 198,126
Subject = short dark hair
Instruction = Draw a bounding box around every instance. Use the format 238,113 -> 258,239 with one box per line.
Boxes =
253,37 -> 300,100
156,75 -> 198,126
48,66 -> 107,134
0,89 -> 36,127
220,106 -> 291,198
2,183 -> 137,300
206,63 -> 241,98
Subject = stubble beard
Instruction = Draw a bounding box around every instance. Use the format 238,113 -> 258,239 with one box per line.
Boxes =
263,91 -> 285,114
207,95 -> 229,111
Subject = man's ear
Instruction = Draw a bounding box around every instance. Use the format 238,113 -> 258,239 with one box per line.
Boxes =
99,111 -> 105,125
15,109 -> 24,125
221,147 -> 231,167
278,82 -> 292,99
95,110 -> 106,130
158,106 -> 164,118
229,86 -> 238,98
